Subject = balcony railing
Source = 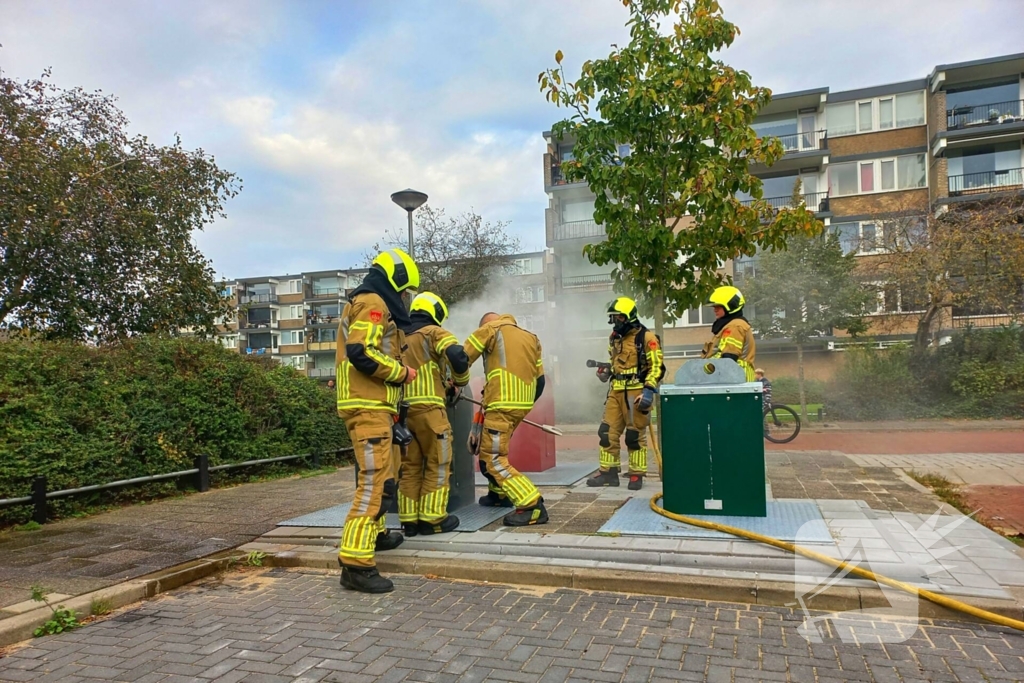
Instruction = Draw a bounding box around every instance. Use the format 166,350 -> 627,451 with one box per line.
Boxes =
240,293 -> 278,304
239,319 -> 278,330
554,219 -> 605,241
245,346 -> 279,355
307,341 -> 338,352
951,314 -> 1019,329
773,129 -> 827,153
306,313 -> 340,326
947,167 -> 1023,197
560,274 -> 614,290
308,367 -> 337,378
308,286 -> 342,299
740,191 -> 829,213
947,100 -> 1024,130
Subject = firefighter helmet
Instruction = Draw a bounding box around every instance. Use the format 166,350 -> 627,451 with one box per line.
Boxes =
606,297 -> 639,324
371,248 -> 420,292
708,286 -> 745,314
410,291 -> 449,325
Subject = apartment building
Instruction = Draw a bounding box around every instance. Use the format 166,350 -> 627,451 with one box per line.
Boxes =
214,256 -> 549,381
542,51 -> 1024,383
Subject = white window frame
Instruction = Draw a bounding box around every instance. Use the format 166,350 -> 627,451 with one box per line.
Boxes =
828,90 -> 926,138
220,335 -> 239,349
832,221 -> 885,256
676,305 -> 716,327
281,330 -> 305,345
285,279 -> 302,294
863,281 -> 928,315
512,258 -> 534,275
284,355 -> 306,370
281,304 -> 304,320
830,154 -> 927,197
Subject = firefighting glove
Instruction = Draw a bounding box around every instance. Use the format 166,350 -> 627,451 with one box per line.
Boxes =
444,382 -> 461,407
596,367 -> 611,383
635,387 -> 656,414
467,410 -> 485,454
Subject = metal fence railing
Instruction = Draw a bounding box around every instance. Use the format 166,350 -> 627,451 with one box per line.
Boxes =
740,191 -> 830,213
947,100 -> 1024,130
240,293 -> 278,304
773,129 -> 828,152
0,447 -> 354,524
947,167 -> 1023,197
553,219 -> 605,241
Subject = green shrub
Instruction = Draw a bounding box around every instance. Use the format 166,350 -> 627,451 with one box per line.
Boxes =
767,376 -> 828,406
0,336 -> 349,525
824,326 -> 1024,420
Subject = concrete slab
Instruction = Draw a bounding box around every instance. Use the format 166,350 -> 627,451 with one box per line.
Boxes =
0,594 -> 73,616
277,500 -> 508,532
474,462 -> 596,487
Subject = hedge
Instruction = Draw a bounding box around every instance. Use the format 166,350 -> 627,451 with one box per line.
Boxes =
0,336 -> 348,524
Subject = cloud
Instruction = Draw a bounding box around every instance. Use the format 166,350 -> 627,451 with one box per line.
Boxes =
2,0 -> 1022,279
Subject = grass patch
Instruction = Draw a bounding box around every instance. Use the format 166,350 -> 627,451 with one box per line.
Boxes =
908,471 -> 973,517
14,521 -> 42,532
89,597 -> 114,617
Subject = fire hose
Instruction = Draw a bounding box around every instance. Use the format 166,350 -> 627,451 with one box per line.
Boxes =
455,394 -> 563,436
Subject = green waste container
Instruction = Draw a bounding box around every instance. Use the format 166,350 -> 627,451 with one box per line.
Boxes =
659,358 -> 766,517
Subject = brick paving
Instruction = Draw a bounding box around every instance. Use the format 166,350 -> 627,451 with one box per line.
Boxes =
0,471 -> 354,612
964,485 -> 1024,537
2,568 -> 1023,682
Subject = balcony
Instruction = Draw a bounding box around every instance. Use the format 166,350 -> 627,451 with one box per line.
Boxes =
774,129 -> 827,153
307,340 -> 338,352
553,219 -> 605,241
947,168 -> 1023,197
239,293 -> 278,305
308,367 -> 337,378
307,286 -> 343,300
560,274 -> 614,291
740,191 -> 830,214
244,346 -> 279,356
947,100 -> 1024,131
239,319 -> 278,331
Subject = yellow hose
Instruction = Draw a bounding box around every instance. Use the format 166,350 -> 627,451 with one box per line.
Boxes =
649,493 -> 1024,631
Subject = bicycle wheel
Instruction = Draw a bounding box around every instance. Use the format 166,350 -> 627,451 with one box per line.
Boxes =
763,404 -> 801,444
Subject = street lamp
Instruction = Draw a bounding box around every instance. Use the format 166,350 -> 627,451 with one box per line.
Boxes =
390,188 -> 428,259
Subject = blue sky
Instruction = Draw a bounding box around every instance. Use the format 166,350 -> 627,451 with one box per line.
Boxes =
2,0 -> 1021,279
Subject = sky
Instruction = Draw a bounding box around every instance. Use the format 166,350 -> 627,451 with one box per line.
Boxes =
1,0 -> 1021,280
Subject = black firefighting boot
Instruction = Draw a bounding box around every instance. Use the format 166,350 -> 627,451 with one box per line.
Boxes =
401,522 -> 419,537
586,468 -> 620,487
478,490 -> 514,507
418,515 -> 461,535
627,474 -> 644,491
340,565 -> 394,594
374,530 -> 405,552
503,498 -> 549,527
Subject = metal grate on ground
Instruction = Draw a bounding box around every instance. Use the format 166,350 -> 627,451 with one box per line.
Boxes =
474,462 -> 596,487
278,501 -> 508,532
599,497 -> 835,544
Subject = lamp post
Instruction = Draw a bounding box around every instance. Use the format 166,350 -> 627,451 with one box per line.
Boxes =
390,189 -> 428,259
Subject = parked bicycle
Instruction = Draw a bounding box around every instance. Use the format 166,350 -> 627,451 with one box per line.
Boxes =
763,403 -> 801,444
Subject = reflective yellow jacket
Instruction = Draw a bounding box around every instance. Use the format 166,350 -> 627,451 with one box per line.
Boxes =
702,317 -> 757,382
335,292 -> 408,414
608,327 -> 663,392
404,324 -> 470,411
464,314 -> 544,411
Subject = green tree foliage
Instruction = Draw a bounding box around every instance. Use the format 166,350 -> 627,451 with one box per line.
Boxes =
0,71 -> 240,342
367,205 -> 521,307
539,0 -> 820,337
745,187 -> 873,421
0,336 -> 348,525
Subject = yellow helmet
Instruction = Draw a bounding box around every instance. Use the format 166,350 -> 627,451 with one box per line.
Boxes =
708,285 -> 745,314
606,296 -> 638,323
371,248 -> 419,292
410,291 -> 449,325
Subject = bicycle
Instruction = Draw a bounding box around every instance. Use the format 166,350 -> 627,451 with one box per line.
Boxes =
763,403 -> 801,444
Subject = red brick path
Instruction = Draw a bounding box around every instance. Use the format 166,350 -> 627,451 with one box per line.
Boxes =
963,485 -> 1024,536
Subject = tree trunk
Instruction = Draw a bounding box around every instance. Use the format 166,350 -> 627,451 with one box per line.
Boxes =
797,342 -> 809,424
914,304 -> 940,351
653,290 -> 665,342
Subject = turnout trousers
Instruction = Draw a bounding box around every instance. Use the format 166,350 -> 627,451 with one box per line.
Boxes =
597,390 -> 650,475
398,407 -> 454,523
338,410 -> 395,569
478,408 -> 542,508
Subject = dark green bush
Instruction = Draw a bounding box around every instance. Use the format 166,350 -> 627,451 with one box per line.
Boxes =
767,376 -> 828,406
0,336 -> 348,524
825,326 -> 1024,420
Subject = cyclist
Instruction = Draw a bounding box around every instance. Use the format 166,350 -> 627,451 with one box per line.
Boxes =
754,368 -> 772,408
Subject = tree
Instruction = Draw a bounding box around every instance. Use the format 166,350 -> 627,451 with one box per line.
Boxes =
539,0 -> 820,340
367,205 -> 521,306
744,182 -> 873,422
0,71 -> 239,343
864,195 -> 1024,350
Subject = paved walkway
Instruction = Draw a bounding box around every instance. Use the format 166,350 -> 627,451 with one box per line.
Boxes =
0,471 -> 353,613
2,568 -> 1022,682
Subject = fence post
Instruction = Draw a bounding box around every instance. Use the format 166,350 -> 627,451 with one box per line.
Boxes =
32,476 -> 47,525
817,407 -> 824,422
312,450 -> 321,469
194,454 -> 210,492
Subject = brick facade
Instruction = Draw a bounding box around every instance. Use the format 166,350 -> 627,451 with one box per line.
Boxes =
830,188 -> 929,217
829,126 -> 927,158
279,319 -> 304,330
927,89 -> 949,200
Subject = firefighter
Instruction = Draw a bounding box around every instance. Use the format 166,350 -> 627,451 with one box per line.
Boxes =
464,312 -> 548,526
702,285 -> 757,381
335,248 -> 419,594
586,297 -> 663,491
398,291 -> 471,537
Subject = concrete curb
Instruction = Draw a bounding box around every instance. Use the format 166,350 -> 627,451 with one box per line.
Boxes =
0,551 -> 243,649
265,549 -> 1024,627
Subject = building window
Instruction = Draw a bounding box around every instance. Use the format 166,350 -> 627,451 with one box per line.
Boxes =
561,199 -> 595,223
831,221 -> 886,255
829,154 -> 926,197
827,90 -> 925,137
677,305 -> 716,327
220,285 -> 235,298
512,257 -> 542,275
866,282 -> 928,315
284,356 -> 306,370
220,335 -> 239,349
281,330 -> 304,345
